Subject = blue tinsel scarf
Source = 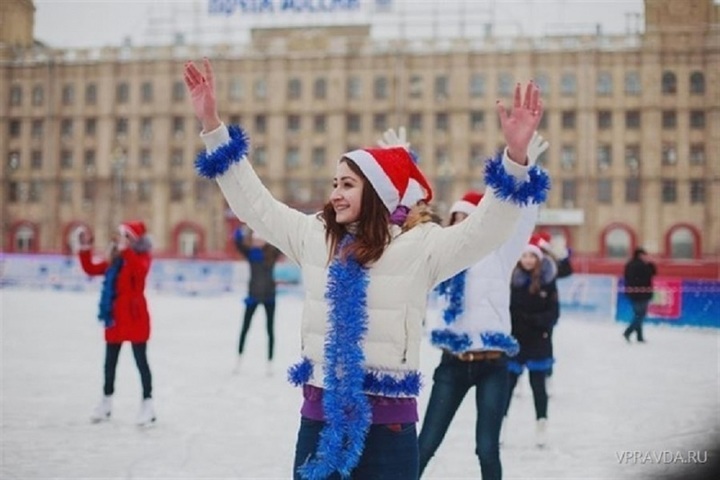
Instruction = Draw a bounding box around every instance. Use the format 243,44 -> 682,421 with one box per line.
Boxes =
97,257 -> 123,328
436,269 -> 467,325
297,235 -> 372,480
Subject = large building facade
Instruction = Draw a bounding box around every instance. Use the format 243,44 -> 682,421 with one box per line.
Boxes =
1,0 -> 718,264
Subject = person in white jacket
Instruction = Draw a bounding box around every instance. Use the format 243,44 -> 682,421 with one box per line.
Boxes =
418,134 -> 548,480
183,58 -> 549,480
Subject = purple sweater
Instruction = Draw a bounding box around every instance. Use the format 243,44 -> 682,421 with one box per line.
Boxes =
301,385 -> 418,424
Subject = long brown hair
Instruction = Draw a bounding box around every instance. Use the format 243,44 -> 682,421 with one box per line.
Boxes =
522,255 -> 543,294
318,158 -> 391,266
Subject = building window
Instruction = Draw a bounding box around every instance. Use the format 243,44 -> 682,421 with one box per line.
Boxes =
669,227 -> 697,259
170,149 -> 184,168
661,179 -> 677,203
469,144 -> 485,169
61,150 -> 73,169
690,72 -> 705,95
560,145 -> 576,170
690,144 -> 705,165
625,110 -> 641,129
662,110 -> 676,129
31,119 -> 43,138
597,178 -> 612,203
31,151 -> 42,170
116,82 -> 129,103
561,111 -> 576,129
624,71 -> 641,95
7,182 -> 20,202
62,85 -> 75,105
285,147 -> 300,170
374,76 -> 388,100
252,146 -> 266,167
61,118 -> 74,139
625,145 -> 640,173
14,225 -> 35,252
140,117 -> 152,141
138,180 -> 152,202
625,178 -> 640,203
83,180 -> 96,201
173,81 -> 186,102
690,180 -> 705,204
470,111 -> 485,131
535,73 -> 550,95
604,226 -> 632,259
434,75 -> 449,99
312,147 -> 326,170
690,110 -> 705,129
255,114 -> 266,134
140,149 -> 151,168
228,79 -> 243,101
596,71 -> 613,96
662,143 -> 677,166
195,179 -> 210,204
288,78 -> 302,100
10,85 -> 22,106
85,118 -> 96,136
84,83 -> 97,105
498,73 -> 513,97
177,227 -> 200,257
435,146 -> 449,168
9,120 -> 21,138
661,71 -> 676,94
435,113 -> 448,132
313,114 -> 326,133
597,110 -> 612,130
373,113 -> 387,132
115,118 -> 128,137
140,82 -> 153,103
560,73 -> 576,96
347,76 -> 362,100
60,180 -> 73,203
597,144 -> 612,172
84,149 -> 96,172
32,85 -> 44,106
409,112 -> 422,133
347,114 -> 361,133
254,78 -> 267,100
561,180 -> 576,207
28,181 -> 42,203
8,151 -> 20,171
314,78 -> 327,100
469,74 -> 485,97
172,117 -> 184,138
287,115 -> 301,133
409,75 -> 423,98
170,181 -> 185,202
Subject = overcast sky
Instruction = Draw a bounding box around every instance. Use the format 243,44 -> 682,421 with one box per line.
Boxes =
34,0 -> 648,49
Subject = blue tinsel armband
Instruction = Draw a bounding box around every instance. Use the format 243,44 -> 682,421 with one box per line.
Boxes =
484,152 -> 551,206
194,125 -> 250,179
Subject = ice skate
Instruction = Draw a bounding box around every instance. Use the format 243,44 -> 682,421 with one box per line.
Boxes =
90,395 -> 112,423
136,398 -> 156,427
535,418 -> 548,447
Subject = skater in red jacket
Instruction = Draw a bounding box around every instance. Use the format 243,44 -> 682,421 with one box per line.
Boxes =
73,221 -> 156,426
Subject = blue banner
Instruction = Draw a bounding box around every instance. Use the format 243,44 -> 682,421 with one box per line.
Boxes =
208,0 -> 362,16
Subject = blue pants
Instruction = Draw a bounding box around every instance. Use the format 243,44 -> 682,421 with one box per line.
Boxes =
293,417 -> 418,480
103,342 -> 152,399
625,299 -> 650,341
418,352 -> 508,480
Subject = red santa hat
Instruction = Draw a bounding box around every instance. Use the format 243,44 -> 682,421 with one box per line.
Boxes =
536,230 -> 552,250
119,221 -> 147,240
524,234 -> 545,259
342,147 -> 433,213
450,191 -> 484,217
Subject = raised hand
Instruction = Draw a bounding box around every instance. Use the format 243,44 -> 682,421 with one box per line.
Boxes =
183,58 -> 221,132
496,81 -> 543,165
527,131 -> 549,166
377,127 -> 409,150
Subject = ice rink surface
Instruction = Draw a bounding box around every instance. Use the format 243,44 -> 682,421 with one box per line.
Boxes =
2,289 -> 718,479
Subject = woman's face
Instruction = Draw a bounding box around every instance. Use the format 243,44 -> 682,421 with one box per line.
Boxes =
520,251 -> 539,270
331,161 -> 364,224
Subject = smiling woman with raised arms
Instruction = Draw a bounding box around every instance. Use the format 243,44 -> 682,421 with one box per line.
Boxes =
184,58 -> 549,480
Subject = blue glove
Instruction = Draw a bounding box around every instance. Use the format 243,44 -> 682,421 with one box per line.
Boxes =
233,227 -> 244,243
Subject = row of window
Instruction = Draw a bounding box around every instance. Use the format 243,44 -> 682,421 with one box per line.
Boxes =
561,178 -> 707,206
603,225 -> 700,259
6,109 -> 708,151
7,70 -> 707,108
5,139 -> 708,175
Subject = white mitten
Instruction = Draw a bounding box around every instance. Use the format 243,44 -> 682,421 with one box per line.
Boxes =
377,126 -> 409,150
70,226 -> 92,253
527,131 -> 549,166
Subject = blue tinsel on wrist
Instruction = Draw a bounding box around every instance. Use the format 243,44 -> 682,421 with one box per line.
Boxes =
195,125 -> 250,179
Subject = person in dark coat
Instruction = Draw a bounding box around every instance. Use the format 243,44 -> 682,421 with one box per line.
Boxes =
233,226 -> 281,374
73,221 -> 156,426
622,247 -> 657,343
504,240 -> 559,447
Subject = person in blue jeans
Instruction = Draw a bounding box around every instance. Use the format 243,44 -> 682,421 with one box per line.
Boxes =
418,131 -> 548,480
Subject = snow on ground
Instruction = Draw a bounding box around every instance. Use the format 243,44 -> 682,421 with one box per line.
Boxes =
2,288 -> 718,479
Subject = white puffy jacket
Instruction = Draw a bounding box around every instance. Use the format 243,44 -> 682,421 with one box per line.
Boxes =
202,124 -> 532,396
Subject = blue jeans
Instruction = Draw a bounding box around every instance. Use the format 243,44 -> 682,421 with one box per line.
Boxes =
418,352 -> 508,480
293,417 -> 418,480
625,299 -> 650,341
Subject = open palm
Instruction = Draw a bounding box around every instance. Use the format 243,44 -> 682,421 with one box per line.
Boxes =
183,58 -> 220,131
496,82 -> 543,164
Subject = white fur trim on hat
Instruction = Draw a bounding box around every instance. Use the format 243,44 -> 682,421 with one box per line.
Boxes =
400,179 -> 425,207
523,244 -> 544,260
450,200 -> 476,217
343,149 -> 401,213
